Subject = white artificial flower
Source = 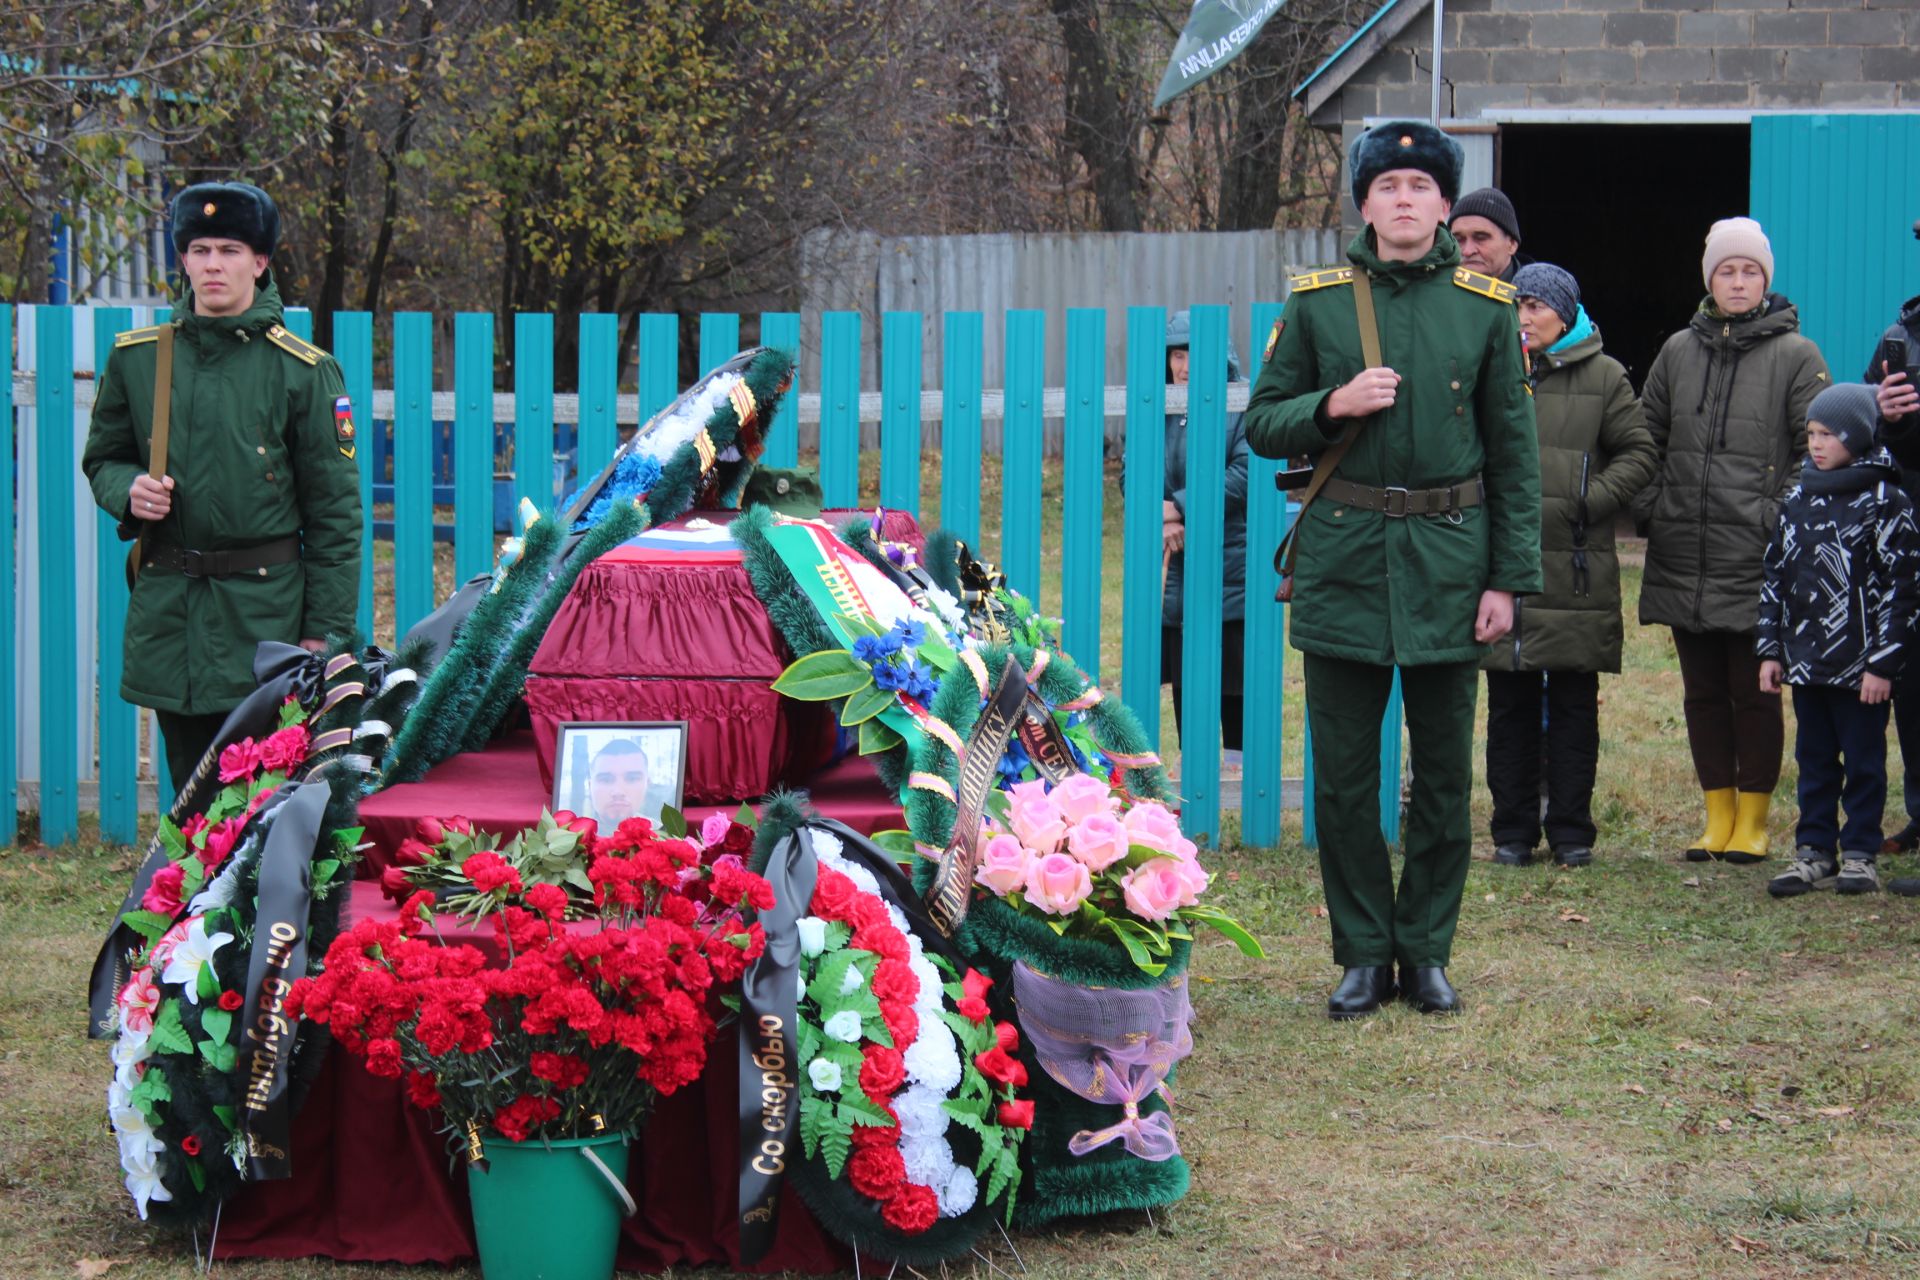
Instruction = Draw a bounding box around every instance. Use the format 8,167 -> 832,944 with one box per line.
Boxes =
111,1030 -> 153,1093
122,1144 -> 172,1220
893,1085 -> 950,1138
160,917 -> 234,1006
824,1010 -> 864,1043
901,1135 -> 956,1190
884,901 -> 910,936
938,1165 -> 979,1218
812,830 -> 846,864
908,955 -> 944,1015
112,1104 -> 166,1169
839,965 -> 866,996
839,859 -> 879,897
902,1018 -> 962,1092
796,916 -> 828,958
636,373 -> 740,465
796,969 -> 809,1007
107,1079 -> 132,1115
807,1058 -> 844,1093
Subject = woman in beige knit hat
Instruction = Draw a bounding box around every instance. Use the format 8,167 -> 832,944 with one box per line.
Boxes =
1633,216 -> 1831,867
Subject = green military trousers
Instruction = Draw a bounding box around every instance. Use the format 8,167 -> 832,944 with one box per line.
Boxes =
1303,653 -> 1479,969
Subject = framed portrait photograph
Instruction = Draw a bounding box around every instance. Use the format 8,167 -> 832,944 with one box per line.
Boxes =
552,721 -> 689,831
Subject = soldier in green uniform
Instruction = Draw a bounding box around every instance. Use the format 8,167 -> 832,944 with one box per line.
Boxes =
1243,122 -> 1542,1019
82,182 -> 362,787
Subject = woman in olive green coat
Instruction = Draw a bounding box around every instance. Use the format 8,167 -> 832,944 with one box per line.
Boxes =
1635,217 -> 1830,865
1483,264 -> 1656,867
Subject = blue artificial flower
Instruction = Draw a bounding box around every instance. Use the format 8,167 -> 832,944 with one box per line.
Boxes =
562,451 -> 663,531
995,738 -> 1033,789
901,658 -> 938,702
871,662 -> 904,692
893,618 -> 926,647
851,635 -> 888,664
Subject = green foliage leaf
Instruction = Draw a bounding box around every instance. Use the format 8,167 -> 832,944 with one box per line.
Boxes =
820,1125 -> 852,1180
806,950 -> 860,1008
833,613 -> 886,640
187,1159 -> 207,1192
311,859 -> 341,890
129,1067 -> 171,1112
198,1037 -> 238,1072
1109,915 -> 1173,956
858,717 -> 903,755
870,829 -> 918,863
839,681 -> 896,728
836,1090 -> 893,1127
798,1094 -> 832,1159
916,633 -> 958,672
213,1104 -> 237,1133
735,803 -> 758,827
1102,918 -> 1166,976
772,650 -> 873,701
199,1006 -> 233,1046
150,1001 -> 193,1055
197,964 -> 221,1003
121,908 -> 175,942
658,805 -> 688,839
1183,904 -> 1266,957
159,821 -> 187,861
983,788 -> 1013,828
821,920 -> 853,953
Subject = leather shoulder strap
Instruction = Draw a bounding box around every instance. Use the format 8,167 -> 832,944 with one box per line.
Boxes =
150,325 -> 174,479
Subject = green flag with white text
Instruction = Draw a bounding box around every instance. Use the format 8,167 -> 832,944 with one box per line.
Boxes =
1152,0 -> 1289,109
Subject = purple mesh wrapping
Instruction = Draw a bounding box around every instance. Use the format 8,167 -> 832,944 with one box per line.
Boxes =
1011,961 -> 1193,1162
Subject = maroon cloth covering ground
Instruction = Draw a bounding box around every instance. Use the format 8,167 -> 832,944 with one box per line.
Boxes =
356,728 -> 903,877
216,882 -> 850,1272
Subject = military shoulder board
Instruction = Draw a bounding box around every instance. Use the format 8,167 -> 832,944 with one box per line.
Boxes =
1288,267 -> 1355,294
113,326 -> 163,348
1453,268 -> 1517,304
265,324 -> 324,366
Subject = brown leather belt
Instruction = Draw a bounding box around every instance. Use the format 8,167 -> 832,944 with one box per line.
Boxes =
142,536 -> 300,579
1319,476 -> 1484,518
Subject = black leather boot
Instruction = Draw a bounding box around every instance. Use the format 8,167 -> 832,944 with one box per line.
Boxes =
1327,965 -> 1396,1020
1400,965 -> 1462,1015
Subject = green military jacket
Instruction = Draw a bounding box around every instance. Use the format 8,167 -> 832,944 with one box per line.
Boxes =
1244,228 -> 1543,665
81,273 -> 362,714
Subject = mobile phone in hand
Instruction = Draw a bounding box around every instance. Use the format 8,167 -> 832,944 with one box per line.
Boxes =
1883,334 -> 1911,387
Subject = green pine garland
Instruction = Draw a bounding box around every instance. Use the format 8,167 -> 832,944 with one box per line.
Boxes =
644,348 -> 795,526
458,499 -> 646,753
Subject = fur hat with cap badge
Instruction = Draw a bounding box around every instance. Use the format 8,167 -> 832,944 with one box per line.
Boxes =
1348,120 -> 1465,208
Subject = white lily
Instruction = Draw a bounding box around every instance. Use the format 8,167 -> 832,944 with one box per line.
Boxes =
160,916 -> 234,1005
122,1144 -> 172,1220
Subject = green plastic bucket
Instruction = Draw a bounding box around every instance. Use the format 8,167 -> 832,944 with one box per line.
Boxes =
466,1134 -> 634,1280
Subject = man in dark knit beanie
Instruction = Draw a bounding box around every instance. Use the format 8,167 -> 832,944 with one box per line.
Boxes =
1451,188 -> 1524,282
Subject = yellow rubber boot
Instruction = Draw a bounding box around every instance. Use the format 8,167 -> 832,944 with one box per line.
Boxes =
1721,791 -> 1773,865
1685,788 -> 1736,862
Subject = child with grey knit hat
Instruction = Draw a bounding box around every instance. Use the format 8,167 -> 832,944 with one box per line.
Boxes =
1758,383 -> 1920,896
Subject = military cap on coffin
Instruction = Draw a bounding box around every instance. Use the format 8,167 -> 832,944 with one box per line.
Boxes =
1348,120 -> 1465,208
169,182 -> 279,256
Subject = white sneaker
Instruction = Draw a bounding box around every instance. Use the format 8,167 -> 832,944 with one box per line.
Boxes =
1835,857 -> 1880,895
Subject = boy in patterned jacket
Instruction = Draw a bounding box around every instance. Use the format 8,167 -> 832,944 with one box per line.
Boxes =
1759,383 -> 1920,897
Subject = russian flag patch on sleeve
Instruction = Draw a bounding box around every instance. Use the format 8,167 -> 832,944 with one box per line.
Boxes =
334,396 -> 357,458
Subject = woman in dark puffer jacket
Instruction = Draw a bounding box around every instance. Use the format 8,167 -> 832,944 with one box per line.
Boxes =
1483,264 -> 1656,868
1636,217 -> 1830,865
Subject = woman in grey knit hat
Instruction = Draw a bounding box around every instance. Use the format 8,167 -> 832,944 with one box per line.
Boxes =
1483,263 -> 1657,867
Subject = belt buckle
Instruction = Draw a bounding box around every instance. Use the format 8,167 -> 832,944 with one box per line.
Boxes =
1381,486 -> 1410,518
181,549 -> 205,579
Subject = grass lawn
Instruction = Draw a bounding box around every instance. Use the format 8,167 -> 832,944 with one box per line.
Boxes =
7,461 -> 1920,1277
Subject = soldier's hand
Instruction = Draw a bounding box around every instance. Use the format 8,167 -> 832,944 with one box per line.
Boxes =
1327,367 -> 1401,419
298,638 -> 326,654
1473,590 -> 1514,644
1878,371 -> 1917,422
129,473 -> 174,521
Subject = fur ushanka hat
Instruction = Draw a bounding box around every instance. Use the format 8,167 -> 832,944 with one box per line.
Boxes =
1348,121 -> 1465,208
169,182 -> 279,256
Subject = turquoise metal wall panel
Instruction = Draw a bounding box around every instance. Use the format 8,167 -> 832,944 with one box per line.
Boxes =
1752,114 -> 1920,382
334,312 -> 376,636
760,312 -> 801,468
0,307 -> 15,843
1062,308 -> 1106,678
637,314 -> 678,421
453,313 -> 495,586
941,313 -> 983,548
283,308 -> 313,342
393,313 -> 434,638
1121,307 -> 1167,750
1178,305 -> 1229,842
1001,310 -> 1045,603
577,313 -> 618,487
92,306 -> 137,841
820,312 -> 862,509
36,306 -> 78,842
513,313 -> 555,516
700,312 -> 741,376
881,312 -> 923,517
1241,302 -> 1287,848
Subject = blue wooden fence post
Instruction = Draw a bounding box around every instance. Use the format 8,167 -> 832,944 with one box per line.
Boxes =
514,313 -> 555,515
453,313 -> 495,586
0,306 -> 15,844
1241,302 -> 1288,849
577,313 -> 618,488
1002,310 -> 1044,605
759,312 -> 800,469
941,313 -> 983,548
36,305 -> 78,843
1062,309 -> 1105,678
1381,672 -> 1404,846
1179,305 -> 1229,843
393,313 -> 434,638
700,313 -> 741,375
1121,307 -> 1166,751
880,312 -> 922,518
820,312 -> 861,509
92,306 -> 137,840
638,314 -> 678,421
333,313 -> 376,637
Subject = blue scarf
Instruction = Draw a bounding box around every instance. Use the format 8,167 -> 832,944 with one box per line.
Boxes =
1546,305 -> 1594,354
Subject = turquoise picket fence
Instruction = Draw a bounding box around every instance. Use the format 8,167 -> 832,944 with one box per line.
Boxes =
6,303 -> 1406,852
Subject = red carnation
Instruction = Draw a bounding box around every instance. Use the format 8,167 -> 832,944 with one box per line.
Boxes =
849,1106 -> 900,1147
881,1183 -> 939,1234
492,1094 -> 561,1142
464,851 -> 522,896
140,862 -> 186,916
218,737 -> 262,783
415,816 -> 446,846
994,1021 -> 1019,1053
365,1037 -> 404,1079
880,1001 -> 918,1049
974,1046 -> 1024,1088
180,1135 -> 203,1156
399,890 -> 437,937
846,1144 -> 907,1200
956,996 -> 990,1023
218,989 -> 245,1013
996,1099 -> 1035,1130
405,1071 -> 442,1109
870,958 -> 918,1004
257,723 -> 311,773
849,895 -> 892,933
810,869 -> 858,921
523,883 -> 568,923
961,968 -> 993,1003
530,1051 -> 590,1089
859,1044 -> 907,1099
198,817 -> 244,871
